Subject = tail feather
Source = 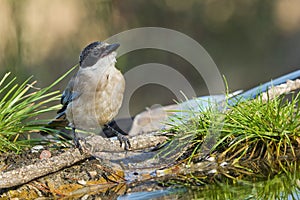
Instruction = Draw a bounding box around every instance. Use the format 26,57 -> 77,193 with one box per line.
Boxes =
40,111 -> 69,136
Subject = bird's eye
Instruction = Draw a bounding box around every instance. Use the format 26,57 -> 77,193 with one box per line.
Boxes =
93,50 -> 100,57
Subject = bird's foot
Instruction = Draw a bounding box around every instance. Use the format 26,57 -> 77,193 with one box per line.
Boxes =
104,124 -> 131,151
74,136 -> 84,148
74,136 -> 88,153
116,132 -> 131,150
72,127 -> 89,154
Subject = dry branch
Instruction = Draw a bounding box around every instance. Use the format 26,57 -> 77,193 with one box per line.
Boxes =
0,133 -> 167,189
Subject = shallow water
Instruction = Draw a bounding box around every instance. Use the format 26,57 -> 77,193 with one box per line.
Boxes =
118,171 -> 300,200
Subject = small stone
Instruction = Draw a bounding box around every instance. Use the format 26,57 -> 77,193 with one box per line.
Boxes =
39,150 -> 51,159
206,156 -> 215,162
31,145 -> 44,153
88,170 -> 97,178
220,162 -> 228,167
208,169 -> 217,174
78,179 -> 87,185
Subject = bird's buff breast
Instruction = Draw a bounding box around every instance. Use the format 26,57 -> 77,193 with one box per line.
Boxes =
66,67 -> 125,131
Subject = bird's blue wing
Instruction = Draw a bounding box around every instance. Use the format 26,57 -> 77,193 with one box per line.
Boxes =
56,73 -> 82,118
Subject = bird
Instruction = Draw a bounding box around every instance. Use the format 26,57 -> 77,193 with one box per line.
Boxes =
52,41 -> 130,150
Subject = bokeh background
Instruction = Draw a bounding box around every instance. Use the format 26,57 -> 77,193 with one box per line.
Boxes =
1,0 -> 300,117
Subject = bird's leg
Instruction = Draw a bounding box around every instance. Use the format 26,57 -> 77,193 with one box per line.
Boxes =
71,125 -> 87,153
72,126 -> 80,148
104,124 -> 131,150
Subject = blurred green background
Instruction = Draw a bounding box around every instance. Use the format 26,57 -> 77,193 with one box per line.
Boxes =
0,0 -> 300,116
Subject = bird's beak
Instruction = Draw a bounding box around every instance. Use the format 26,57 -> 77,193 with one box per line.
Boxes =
100,43 -> 120,58
105,43 -> 120,54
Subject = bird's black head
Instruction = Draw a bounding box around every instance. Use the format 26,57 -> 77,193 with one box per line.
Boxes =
79,41 -> 120,68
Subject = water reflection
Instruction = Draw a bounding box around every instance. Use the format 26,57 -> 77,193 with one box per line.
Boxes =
117,162 -> 300,200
